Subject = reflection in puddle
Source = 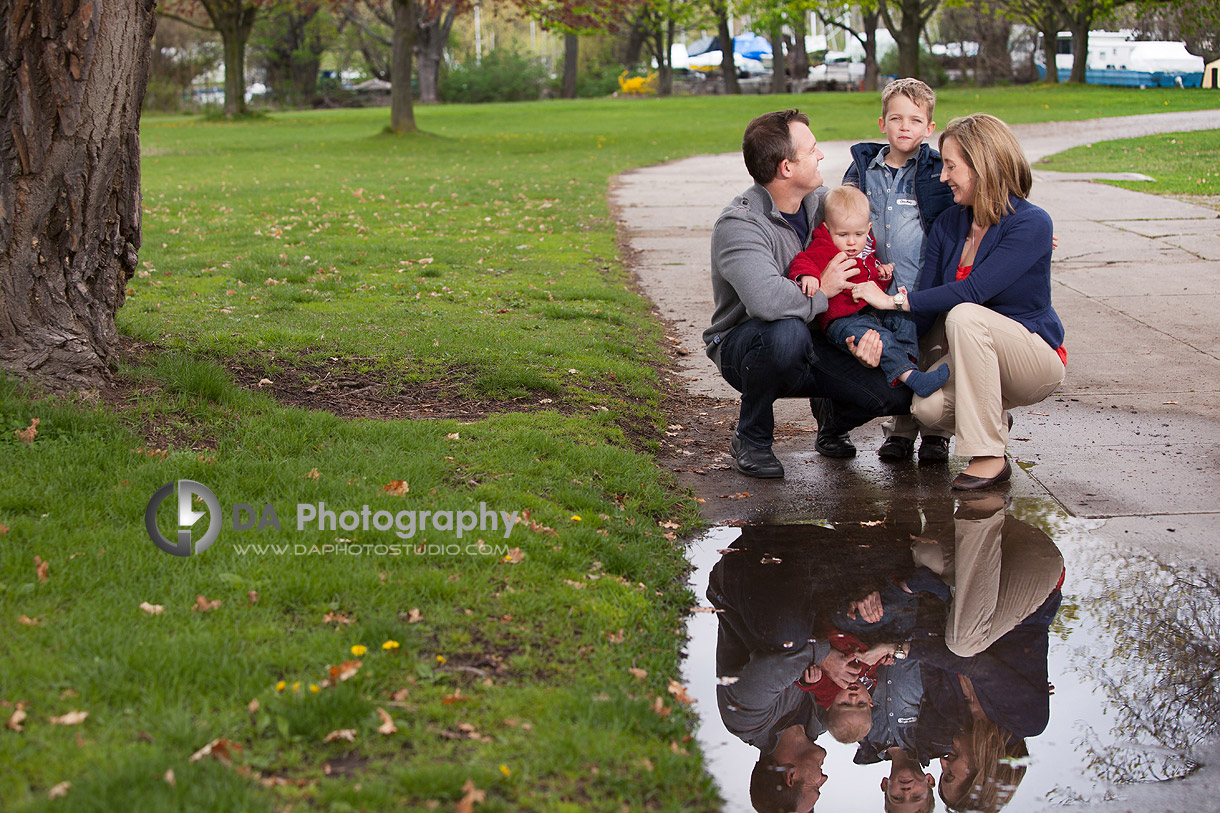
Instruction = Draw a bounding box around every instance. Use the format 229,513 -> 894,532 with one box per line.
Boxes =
680,497 -> 1216,811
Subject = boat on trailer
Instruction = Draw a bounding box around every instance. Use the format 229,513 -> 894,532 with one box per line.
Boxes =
1035,30 -> 1205,87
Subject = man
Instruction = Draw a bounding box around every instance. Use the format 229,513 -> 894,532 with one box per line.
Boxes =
703,110 -> 911,478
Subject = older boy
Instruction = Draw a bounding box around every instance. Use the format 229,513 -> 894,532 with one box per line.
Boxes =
844,78 -> 955,464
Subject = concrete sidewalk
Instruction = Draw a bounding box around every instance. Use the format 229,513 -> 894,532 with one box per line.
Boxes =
612,109 -> 1220,568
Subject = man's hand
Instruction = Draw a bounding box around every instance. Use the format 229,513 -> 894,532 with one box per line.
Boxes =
819,252 -> 859,298
820,649 -> 862,689
846,591 -> 884,623
844,329 -> 883,368
797,274 -> 820,298
800,664 -> 824,686
877,262 -> 894,282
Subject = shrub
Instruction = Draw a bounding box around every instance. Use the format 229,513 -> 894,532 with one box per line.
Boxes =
617,70 -> 658,96
439,48 -> 548,103
879,45 -> 949,88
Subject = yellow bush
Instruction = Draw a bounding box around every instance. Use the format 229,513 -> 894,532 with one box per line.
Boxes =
618,70 -> 658,96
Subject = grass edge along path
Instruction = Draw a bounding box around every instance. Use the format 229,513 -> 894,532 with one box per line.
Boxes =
2,87 -> 1218,811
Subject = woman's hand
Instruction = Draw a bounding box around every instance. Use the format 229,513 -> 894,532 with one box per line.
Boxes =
857,643 -> 897,666
844,330 -> 883,368
851,280 -> 893,308
819,252 -> 858,298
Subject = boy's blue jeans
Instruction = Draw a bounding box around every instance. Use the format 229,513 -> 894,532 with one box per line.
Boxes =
825,308 -> 920,386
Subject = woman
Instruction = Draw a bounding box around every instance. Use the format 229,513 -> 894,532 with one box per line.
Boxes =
852,113 -> 1066,490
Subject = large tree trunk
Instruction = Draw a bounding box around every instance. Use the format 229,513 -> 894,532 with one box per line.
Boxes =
562,32 -> 578,99
1068,9 -> 1091,84
1,0 -> 157,388
390,0 -> 416,133
769,25 -> 785,93
202,0 -> 258,117
897,17 -> 921,78
862,8 -> 880,91
416,1 -> 458,106
658,19 -> 675,96
1041,23 -> 1061,83
717,14 -> 739,94
791,18 -> 809,80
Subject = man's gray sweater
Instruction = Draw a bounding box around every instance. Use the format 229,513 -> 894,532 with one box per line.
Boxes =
703,183 -> 831,371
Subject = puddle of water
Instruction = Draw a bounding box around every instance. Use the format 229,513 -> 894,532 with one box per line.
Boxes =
681,495 -> 1216,812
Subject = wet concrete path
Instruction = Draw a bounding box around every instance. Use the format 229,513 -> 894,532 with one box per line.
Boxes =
612,108 -> 1220,810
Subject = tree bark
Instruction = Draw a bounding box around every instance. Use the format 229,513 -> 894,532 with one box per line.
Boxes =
1041,23 -> 1061,83
717,13 -> 739,94
769,25 -> 785,93
1,0 -> 157,388
199,0 -> 258,117
390,0 -> 417,132
415,1 -> 459,105
562,31 -> 578,99
1068,8 -> 1091,84
791,18 -> 809,80
658,19 -> 675,96
862,8 -> 880,91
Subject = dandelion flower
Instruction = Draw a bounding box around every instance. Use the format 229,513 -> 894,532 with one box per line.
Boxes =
351,644 -> 368,656
436,654 -> 447,664
292,681 -> 301,693
571,515 -> 582,521
382,640 -> 400,651
499,764 -> 511,777
309,684 -> 320,694
275,680 -> 286,692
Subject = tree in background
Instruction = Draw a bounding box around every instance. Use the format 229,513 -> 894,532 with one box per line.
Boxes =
343,1 -> 471,105
634,0 -> 704,95
146,17 -> 223,111
878,0 -> 946,80
939,0 -> 1013,85
161,0 -> 265,117
1,0 -> 157,387
251,1 -> 344,105
998,0 -> 1066,83
515,1 -> 641,99
808,0 -> 884,90
705,0 -> 740,93
1129,0 -> 1219,63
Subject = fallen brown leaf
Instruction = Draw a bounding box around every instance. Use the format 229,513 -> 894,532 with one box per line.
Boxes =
381,479 -> 409,496
406,608 -> 423,623
455,778 -> 485,813
322,729 -> 357,743
139,601 -> 165,615
667,680 -> 694,705
329,660 -> 362,682
322,611 -> 354,625
34,556 -> 48,584
247,590 -> 259,604
15,417 -> 39,444
46,781 -> 70,800
6,703 -> 27,732
189,737 -> 242,764
502,548 -> 525,564
49,710 -> 89,726
607,629 -> 626,644
651,696 -> 671,718
627,668 -> 648,681
164,768 -> 176,786
247,698 -> 260,714
18,614 -> 40,626
376,707 -> 397,735
304,468 -> 320,480
192,595 -> 221,612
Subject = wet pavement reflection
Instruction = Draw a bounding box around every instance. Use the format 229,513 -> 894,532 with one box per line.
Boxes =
680,495 -> 1215,812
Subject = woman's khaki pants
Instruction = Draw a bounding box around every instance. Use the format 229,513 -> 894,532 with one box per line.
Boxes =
912,303 -> 1065,458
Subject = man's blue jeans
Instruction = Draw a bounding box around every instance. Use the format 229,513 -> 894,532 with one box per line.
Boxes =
718,317 -> 911,449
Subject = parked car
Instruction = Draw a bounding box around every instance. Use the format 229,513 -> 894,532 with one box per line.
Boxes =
805,51 -> 864,90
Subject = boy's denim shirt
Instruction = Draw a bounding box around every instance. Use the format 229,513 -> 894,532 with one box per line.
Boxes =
844,142 -> 954,295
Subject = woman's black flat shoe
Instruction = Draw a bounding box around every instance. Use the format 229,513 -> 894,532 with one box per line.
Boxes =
951,458 -> 1012,491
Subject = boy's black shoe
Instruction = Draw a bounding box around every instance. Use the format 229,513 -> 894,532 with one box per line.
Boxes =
878,436 -> 915,461
731,433 -> 784,479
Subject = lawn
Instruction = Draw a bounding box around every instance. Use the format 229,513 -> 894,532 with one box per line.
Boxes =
2,86 -> 1217,811
1036,128 -> 1220,203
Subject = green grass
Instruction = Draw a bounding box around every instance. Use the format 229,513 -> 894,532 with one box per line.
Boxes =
1037,128 -> 1220,199
3,86 -> 1218,811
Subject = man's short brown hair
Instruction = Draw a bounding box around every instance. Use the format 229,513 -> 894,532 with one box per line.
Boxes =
743,109 -> 810,185
882,78 -> 936,120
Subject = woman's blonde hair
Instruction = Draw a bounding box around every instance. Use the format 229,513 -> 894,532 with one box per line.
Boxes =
940,717 -> 1029,813
939,114 -> 1032,228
